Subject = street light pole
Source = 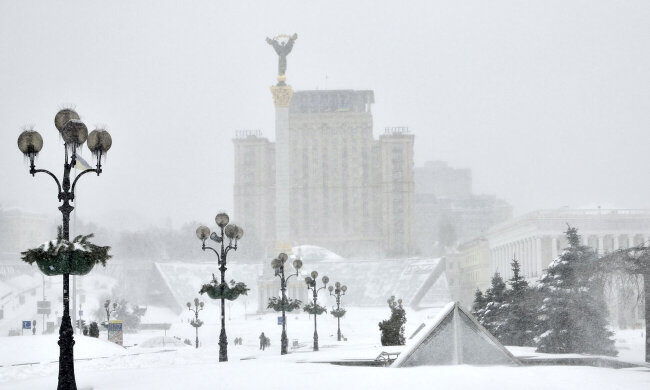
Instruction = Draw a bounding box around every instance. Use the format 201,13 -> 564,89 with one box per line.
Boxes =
304,271 -> 329,352
17,109 -> 112,390
271,253 -> 303,354
196,213 -> 244,362
328,282 -> 348,341
187,298 -> 204,348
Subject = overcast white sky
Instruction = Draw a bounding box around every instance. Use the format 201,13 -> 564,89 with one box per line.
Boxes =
1,0 -> 649,230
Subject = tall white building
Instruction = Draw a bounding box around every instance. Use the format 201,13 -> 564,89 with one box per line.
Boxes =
234,88 -> 415,258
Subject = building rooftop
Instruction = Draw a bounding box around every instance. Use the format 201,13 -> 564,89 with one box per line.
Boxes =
290,89 -> 374,114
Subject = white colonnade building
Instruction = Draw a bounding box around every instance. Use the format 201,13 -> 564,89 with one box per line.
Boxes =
487,209 -> 650,280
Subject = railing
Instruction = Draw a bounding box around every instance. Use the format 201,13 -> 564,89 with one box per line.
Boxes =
375,351 -> 401,367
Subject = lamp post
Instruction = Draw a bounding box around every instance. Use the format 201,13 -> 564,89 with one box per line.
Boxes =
328,282 -> 348,341
195,213 -> 243,362
187,298 -> 204,348
271,252 -> 303,355
304,271 -> 329,351
17,108 -> 112,390
104,299 -> 118,340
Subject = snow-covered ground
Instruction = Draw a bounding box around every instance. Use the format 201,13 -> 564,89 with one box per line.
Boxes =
0,303 -> 648,389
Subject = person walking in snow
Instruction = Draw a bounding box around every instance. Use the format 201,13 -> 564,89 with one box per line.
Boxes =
259,332 -> 266,350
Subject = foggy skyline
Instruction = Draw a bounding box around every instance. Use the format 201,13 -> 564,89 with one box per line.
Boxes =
1,1 -> 649,231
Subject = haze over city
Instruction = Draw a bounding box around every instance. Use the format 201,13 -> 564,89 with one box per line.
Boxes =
1,2 -> 650,390
1,1 -> 649,230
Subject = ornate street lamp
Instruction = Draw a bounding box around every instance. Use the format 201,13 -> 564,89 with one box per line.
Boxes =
304,271 -> 329,351
196,213 -> 246,362
17,108 -> 112,390
268,253 -> 303,355
187,298 -> 204,348
328,282 -> 348,342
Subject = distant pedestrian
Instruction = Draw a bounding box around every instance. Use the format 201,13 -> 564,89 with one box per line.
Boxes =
259,332 -> 266,350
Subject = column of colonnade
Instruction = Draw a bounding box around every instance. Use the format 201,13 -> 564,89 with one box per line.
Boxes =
535,237 -> 540,275
522,238 -> 527,277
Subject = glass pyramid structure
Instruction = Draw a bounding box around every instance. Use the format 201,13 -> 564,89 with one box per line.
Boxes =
392,302 -> 520,367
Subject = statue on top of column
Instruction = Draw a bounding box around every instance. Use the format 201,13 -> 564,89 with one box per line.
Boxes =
266,33 -> 298,86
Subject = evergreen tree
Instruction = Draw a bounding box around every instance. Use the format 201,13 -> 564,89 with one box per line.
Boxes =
472,288 -> 487,319
508,259 -> 528,293
378,296 -> 407,346
501,259 -> 536,346
89,322 -> 100,338
535,226 -> 617,356
476,272 -> 508,339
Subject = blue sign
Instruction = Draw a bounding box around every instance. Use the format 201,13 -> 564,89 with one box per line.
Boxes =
108,320 -> 124,345
22,321 -> 31,329
277,316 -> 284,325
108,321 -> 122,332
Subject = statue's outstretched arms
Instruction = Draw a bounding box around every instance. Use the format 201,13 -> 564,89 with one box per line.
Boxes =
285,37 -> 296,52
266,38 -> 282,55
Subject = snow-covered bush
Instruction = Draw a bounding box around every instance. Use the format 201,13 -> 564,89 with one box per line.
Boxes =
378,296 -> 406,346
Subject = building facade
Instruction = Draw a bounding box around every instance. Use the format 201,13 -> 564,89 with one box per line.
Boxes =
233,90 -> 414,258
414,161 -> 512,257
446,237 -> 492,307
487,209 -> 650,280
233,130 -> 276,258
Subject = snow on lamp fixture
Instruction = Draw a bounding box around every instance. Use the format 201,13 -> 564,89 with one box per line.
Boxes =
60,120 -> 88,151
196,226 -> 211,241
17,130 -> 43,159
224,224 -> 238,240
215,213 -> 229,228
54,108 -> 80,131
86,129 -> 112,161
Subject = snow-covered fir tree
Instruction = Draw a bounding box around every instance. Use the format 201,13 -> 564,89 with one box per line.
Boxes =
535,226 -> 617,356
475,272 -> 508,339
500,259 -> 536,346
472,288 -> 487,318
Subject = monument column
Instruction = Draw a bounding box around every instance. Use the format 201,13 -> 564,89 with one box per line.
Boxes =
271,84 -> 293,247
267,33 -> 298,249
